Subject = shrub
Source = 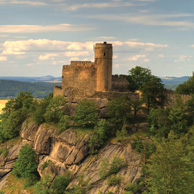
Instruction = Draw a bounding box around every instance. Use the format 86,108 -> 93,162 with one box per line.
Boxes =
23,175 -> 39,188
44,95 -> 67,123
1,110 -> 23,139
32,94 -> 53,125
34,175 -> 53,194
58,115 -> 72,133
13,144 -> 39,179
88,119 -> 108,154
109,157 -> 126,175
131,137 -> 144,153
41,160 -> 54,171
65,185 -> 86,194
116,125 -> 129,142
0,147 -> 8,159
1,92 -> 36,140
99,157 -> 127,179
107,95 -> 131,130
52,175 -> 71,194
74,99 -> 98,128
107,175 -> 122,186
34,174 -> 71,194
125,182 -> 142,193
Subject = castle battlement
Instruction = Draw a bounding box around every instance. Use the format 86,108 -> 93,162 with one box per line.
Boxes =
70,61 -> 93,66
63,62 -> 95,70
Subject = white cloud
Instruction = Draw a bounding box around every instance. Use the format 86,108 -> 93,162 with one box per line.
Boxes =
174,55 -> 192,62
89,13 -> 194,29
0,0 -> 46,5
64,51 -> 90,57
0,24 -> 94,33
2,39 -> 168,55
94,36 -> 116,40
124,41 -> 168,48
144,58 -> 150,62
127,54 -> 146,61
0,56 -> 7,61
114,64 -> 120,68
39,53 -> 59,60
158,54 -> 164,58
2,39 -> 96,55
65,2 -> 135,11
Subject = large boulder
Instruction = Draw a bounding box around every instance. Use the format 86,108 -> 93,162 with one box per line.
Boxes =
20,119 -> 39,142
34,124 -> 58,155
69,142 -> 142,194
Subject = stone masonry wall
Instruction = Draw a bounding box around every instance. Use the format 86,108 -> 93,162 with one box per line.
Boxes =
53,86 -> 63,98
62,61 -> 97,94
112,75 -> 129,92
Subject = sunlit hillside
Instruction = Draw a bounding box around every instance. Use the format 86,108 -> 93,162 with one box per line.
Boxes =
0,100 -> 8,114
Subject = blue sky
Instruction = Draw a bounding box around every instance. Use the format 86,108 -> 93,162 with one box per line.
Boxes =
1,0 -> 194,77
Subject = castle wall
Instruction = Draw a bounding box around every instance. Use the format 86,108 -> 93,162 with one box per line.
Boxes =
62,61 -> 96,94
53,86 -> 63,97
112,75 -> 129,92
165,93 -> 192,107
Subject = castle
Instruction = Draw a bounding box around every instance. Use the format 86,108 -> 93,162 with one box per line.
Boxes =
53,42 -> 193,107
54,42 -> 132,98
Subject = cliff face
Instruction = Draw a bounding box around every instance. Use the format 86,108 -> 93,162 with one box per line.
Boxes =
0,119 -> 142,193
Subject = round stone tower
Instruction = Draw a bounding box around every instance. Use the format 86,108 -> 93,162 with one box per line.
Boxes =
95,42 -> 112,91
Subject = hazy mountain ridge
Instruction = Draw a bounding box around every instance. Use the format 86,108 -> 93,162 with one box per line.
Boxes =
0,80 -> 58,98
0,75 -> 189,84
0,75 -> 62,83
0,75 -> 190,98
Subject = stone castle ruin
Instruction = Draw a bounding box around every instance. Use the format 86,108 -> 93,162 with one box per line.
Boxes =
54,42 -> 135,99
53,41 -> 192,109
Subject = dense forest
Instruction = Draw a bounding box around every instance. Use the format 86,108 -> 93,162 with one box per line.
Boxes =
0,67 -> 194,193
0,80 -> 58,98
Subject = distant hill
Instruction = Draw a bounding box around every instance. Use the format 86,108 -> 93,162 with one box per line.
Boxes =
0,75 -> 191,98
0,75 -> 62,83
161,76 -> 190,90
0,80 -> 60,98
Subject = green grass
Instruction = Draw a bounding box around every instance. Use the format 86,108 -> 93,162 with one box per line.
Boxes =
1,173 -> 35,194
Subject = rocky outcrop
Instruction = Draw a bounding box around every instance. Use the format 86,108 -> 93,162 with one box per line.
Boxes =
0,140 -> 30,179
0,119 -> 142,193
20,119 -> 39,142
69,143 -> 142,194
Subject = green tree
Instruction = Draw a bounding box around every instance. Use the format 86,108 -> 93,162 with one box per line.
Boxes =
89,119 -> 109,153
44,95 -> 67,123
141,76 -> 166,110
167,105 -> 188,135
107,95 -> 131,130
74,99 -> 98,128
127,66 -> 166,111
148,108 -> 169,137
1,92 -> 36,140
1,110 -> 23,139
34,174 -> 71,194
13,144 -> 39,178
176,73 -> 194,94
127,66 -> 152,92
147,131 -> 194,194
32,93 -> 53,125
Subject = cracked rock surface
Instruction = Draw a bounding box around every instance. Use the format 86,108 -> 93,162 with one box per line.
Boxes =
0,119 -> 142,193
